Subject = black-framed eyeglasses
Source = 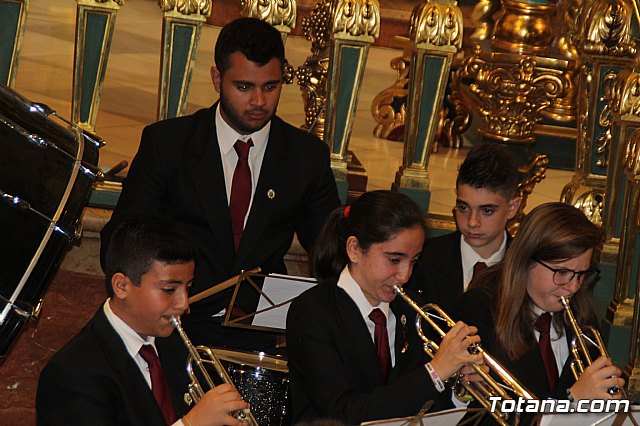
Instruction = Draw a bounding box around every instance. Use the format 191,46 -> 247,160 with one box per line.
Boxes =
534,259 -> 599,286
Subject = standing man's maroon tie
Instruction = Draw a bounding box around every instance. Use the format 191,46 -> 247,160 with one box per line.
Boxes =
369,308 -> 392,382
139,345 -> 176,424
230,139 -> 253,250
536,312 -> 559,391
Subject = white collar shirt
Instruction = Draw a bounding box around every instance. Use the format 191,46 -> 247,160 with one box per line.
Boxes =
337,266 -> 397,367
460,231 -> 507,290
215,104 -> 270,222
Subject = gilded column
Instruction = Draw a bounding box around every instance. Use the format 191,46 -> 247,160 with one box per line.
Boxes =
240,0 -> 296,44
323,0 -> 379,202
393,0 -> 463,211
72,0 -> 123,131
603,62 -> 640,358
0,0 -> 29,87
619,129 -> 640,394
560,0 -> 639,248
157,0 -> 212,120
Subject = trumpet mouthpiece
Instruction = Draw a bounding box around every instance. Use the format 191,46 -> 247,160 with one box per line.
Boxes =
559,296 -> 571,307
170,315 -> 181,328
393,285 -> 402,294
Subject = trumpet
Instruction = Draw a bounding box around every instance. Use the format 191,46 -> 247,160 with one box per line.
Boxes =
170,316 -> 258,424
559,296 -> 625,396
393,286 -> 536,426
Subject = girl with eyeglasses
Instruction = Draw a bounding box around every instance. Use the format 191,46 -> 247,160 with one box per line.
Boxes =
454,202 -> 625,412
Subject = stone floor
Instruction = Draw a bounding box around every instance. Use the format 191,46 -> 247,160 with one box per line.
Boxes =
0,270 -> 106,426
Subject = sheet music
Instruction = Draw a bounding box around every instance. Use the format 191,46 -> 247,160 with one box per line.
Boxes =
251,275 -> 317,329
360,408 -> 469,425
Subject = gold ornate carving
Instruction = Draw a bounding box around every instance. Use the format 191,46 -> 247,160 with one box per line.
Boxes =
461,48 -> 569,143
508,153 -> 549,235
158,0 -> 211,16
574,190 -> 605,225
240,0 -> 296,28
296,0 -> 332,137
409,2 -> 463,48
333,0 -> 380,39
623,128 -> 640,178
371,56 -> 408,139
78,0 -> 124,6
491,0 -> 558,55
469,0 -> 501,41
573,0 -> 639,57
440,68 -> 470,148
606,65 -> 640,118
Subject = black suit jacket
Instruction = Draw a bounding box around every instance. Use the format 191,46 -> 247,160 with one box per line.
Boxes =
100,106 -> 340,317
36,305 -> 190,426
286,278 -> 452,425
408,231 -> 511,313
454,282 -> 578,405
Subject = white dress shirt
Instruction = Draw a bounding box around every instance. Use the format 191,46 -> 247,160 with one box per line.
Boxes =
460,231 -> 507,290
215,104 -> 270,226
337,266 -> 397,367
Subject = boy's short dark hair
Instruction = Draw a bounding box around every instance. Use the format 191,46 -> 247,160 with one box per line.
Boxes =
214,17 -> 285,75
456,143 -> 520,199
104,217 -> 198,296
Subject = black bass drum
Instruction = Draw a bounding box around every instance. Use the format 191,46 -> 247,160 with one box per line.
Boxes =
0,83 -> 102,357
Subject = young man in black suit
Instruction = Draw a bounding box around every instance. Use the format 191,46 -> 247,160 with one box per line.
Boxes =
407,143 -> 521,311
37,217 -> 248,426
100,18 -> 340,351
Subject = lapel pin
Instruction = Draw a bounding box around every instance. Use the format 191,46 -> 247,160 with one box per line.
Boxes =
401,315 -> 406,326
267,189 -> 276,200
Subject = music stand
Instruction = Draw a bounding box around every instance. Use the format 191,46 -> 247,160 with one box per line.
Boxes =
537,405 -> 640,426
219,269 -> 317,333
360,407 -> 486,426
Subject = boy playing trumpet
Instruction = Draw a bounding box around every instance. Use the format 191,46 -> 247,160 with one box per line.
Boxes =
36,217 -> 247,426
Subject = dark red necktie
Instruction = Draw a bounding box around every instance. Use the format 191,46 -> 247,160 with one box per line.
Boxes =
536,312 -> 559,391
230,139 -> 253,250
473,261 -> 488,279
139,345 -> 176,424
369,308 -> 392,383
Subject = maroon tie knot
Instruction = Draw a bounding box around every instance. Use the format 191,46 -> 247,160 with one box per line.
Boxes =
473,261 -> 488,279
139,345 -> 176,424
233,139 -> 253,160
536,312 -> 552,334
368,308 -> 387,325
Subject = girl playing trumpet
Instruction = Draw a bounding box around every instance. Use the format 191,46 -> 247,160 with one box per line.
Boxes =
455,202 -> 625,409
287,190 -> 484,424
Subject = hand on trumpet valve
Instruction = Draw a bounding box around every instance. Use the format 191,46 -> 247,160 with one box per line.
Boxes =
430,321 -> 484,381
184,383 -> 249,426
569,356 -> 625,400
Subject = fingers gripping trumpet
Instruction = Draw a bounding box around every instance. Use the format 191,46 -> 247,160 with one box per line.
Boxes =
393,286 -> 536,426
171,315 -> 258,424
559,296 -> 625,397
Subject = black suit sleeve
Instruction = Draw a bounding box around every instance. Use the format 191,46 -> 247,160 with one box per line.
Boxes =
287,290 -> 443,424
37,356 -> 120,426
100,124 -> 171,269
293,138 -> 340,252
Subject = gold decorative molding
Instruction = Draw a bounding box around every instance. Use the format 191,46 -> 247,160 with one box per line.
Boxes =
461,47 -> 570,143
240,0 -> 296,30
469,0 -> 500,41
158,0 -> 211,18
491,0 -> 558,55
507,153 -> 549,235
296,0 -> 331,138
332,0 -> 380,40
573,0 -> 639,57
371,55 -> 408,139
76,0 -> 123,7
409,2 -> 463,49
623,125 -> 640,177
